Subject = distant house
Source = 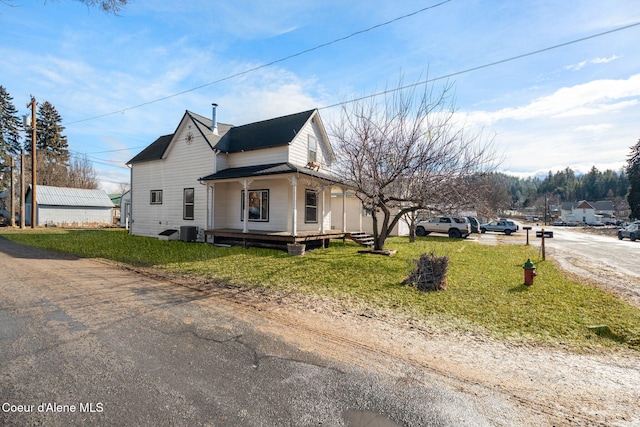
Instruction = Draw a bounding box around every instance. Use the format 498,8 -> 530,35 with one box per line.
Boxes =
25,185 -> 114,227
109,193 -> 122,225
560,200 -> 615,224
120,190 -> 131,229
127,106 -> 363,248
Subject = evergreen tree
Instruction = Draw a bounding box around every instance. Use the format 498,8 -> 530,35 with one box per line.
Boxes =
627,139 -> 640,220
25,101 -> 69,161
23,100 -> 71,187
0,86 -> 22,158
0,86 -> 22,193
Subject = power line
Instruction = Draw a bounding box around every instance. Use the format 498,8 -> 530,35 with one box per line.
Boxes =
65,1 -> 451,125
320,20 -> 640,111
85,145 -> 148,154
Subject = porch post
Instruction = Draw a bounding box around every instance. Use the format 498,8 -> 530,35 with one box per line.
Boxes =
320,185 -> 326,234
242,179 -> 249,233
291,176 -> 298,237
207,183 -> 214,230
342,187 -> 347,233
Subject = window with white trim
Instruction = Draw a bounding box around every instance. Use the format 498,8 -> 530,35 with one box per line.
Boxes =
305,189 -> 318,223
241,190 -> 269,221
183,188 -> 194,220
308,135 -> 317,163
150,190 -> 162,204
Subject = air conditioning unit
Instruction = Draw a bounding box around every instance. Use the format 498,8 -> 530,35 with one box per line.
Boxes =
180,226 -> 198,242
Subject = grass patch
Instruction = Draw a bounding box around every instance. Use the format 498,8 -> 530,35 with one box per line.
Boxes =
2,228 -> 639,351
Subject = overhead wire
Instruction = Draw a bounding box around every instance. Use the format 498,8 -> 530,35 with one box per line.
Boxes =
320,20 -> 640,111
65,0 -> 452,125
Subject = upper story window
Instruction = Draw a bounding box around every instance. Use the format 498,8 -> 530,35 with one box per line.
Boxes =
308,135 -> 317,163
150,190 -> 163,204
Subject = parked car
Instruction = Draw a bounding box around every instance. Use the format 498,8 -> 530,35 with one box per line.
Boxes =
480,219 -> 518,235
618,223 -> 640,241
415,216 -> 471,238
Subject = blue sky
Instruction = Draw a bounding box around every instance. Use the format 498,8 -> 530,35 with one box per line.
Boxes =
2,0 -> 639,193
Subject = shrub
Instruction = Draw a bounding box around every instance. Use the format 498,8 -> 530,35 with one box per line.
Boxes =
403,252 -> 449,291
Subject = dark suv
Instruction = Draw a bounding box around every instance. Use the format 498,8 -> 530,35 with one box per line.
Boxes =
618,223 -> 640,241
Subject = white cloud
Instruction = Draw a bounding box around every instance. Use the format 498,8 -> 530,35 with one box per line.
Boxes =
565,55 -> 622,71
572,123 -> 613,133
464,73 -> 640,125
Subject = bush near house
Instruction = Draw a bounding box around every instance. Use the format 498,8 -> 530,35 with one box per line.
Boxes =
1,228 -> 639,351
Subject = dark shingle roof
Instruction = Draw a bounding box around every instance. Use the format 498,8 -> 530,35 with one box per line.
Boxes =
200,162 -> 341,184
127,134 -> 173,164
128,108 -> 318,164
562,200 -> 615,211
214,110 -> 315,153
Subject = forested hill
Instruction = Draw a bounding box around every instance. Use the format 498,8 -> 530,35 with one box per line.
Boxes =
495,166 -> 629,207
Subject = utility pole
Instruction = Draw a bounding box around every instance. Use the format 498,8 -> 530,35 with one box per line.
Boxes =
10,157 -> 15,227
27,96 -> 37,228
20,149 -> 25,229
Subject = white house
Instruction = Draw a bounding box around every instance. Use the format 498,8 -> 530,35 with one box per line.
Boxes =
560,200 -> 616,224
25,185 -> 114,227
127,106 -> 363,248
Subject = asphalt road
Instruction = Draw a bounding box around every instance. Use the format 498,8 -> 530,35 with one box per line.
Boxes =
543,227 -> 640,279
479,224 -> 639,278
0,237 -> 497,427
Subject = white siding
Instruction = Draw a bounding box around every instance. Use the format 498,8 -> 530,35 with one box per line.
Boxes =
212,178 -> 290,231
224,146 -> 288,169
210,176 -> 339,234
288,118 -> 333,171
331,194 -> 363,232
130,129 -> 216,238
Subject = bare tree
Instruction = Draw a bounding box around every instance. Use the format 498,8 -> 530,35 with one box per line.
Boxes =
67,153 -> 98,189
331,79 -> 499,251
117,182 -> 130,195
1,0 -> 129,13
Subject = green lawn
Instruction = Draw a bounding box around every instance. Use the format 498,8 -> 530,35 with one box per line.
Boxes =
2,228 -> 639,351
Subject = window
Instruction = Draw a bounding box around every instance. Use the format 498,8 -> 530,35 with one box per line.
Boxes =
150,190 -> 162,204
183,188 -> 194,220
241,190 -> 269,221
308,135 -> 317,163
305,189 -> 318,223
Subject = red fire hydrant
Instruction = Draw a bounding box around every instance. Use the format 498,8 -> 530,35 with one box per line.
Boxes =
523,258 -> 536,286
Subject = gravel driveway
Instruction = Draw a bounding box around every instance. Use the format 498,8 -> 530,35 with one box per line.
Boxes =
2,233 -> 640,426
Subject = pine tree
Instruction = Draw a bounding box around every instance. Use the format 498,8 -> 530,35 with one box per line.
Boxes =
24,101 -> 69,161
23,100 -> 71,187
0,86 -> 22,158
0,86 -> 22,194
627,139 -> 640,220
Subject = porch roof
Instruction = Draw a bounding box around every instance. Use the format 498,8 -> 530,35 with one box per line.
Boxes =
199,162 -> 345,185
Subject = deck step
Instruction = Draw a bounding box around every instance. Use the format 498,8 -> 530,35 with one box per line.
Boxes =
346,232 -> 375,247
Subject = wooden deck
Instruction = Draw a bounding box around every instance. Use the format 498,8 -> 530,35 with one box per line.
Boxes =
203,228 -> 347,249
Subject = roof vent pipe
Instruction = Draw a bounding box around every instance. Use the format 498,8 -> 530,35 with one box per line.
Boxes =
211,103 -> 218,135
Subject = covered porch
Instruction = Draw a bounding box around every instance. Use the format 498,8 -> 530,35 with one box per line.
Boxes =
199,162 -> 363,251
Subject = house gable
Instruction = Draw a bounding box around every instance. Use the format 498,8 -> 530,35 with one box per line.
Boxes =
288,110 -> 334,169
127,110 -> 232,165
127,134 -> 174,164
576,200 -> 594,210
